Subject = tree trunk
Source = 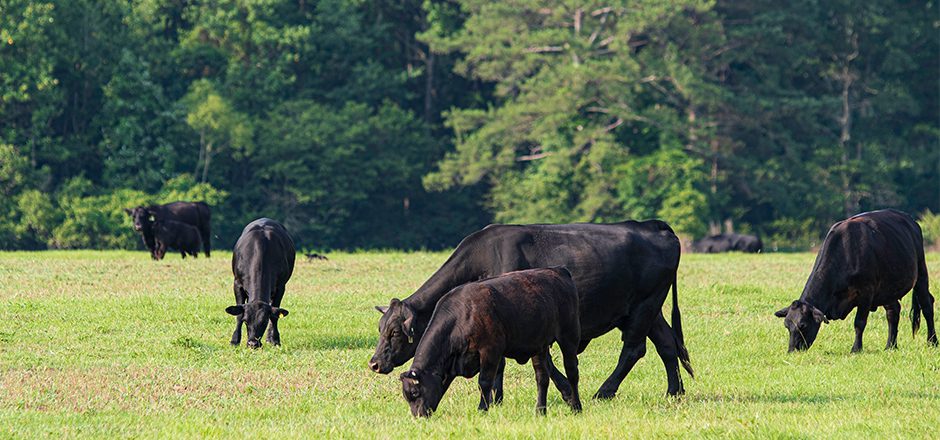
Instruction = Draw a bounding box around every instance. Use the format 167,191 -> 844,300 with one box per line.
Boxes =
424,50 -> 434,124
202,141 -> 213,183
195,131 -> 205,178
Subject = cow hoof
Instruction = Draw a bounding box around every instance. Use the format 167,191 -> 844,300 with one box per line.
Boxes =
666,388 -> 685,397
230,341 -> 239,346
593,389 -> 616,400
535,406 -> 547,416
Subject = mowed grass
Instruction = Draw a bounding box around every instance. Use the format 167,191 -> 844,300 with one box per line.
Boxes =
0,251 -> 938,439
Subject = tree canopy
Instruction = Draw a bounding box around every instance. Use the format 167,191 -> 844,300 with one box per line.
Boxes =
0,0 -> 936,250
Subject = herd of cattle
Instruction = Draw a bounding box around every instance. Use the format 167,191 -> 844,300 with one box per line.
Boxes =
125,204 -> 937,417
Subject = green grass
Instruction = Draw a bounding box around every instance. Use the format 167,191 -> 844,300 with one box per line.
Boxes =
1,251 -> 938,438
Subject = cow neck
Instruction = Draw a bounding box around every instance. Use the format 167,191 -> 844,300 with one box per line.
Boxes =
799,274 -> 839,319
405,242 -> 481,313
410,302 -> 463,381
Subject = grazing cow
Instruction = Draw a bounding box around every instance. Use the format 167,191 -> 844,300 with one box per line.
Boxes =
125,201 -> 212,258
400,267 -> 582,417
775,209 -> 937,352
226,218 -> 295,348
692,233 -> 762,253
373,220 -> 692,401
152,219 -> 202,259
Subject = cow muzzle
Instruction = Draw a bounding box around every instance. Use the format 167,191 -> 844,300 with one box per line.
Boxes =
369,357 -> 393,374
247,339 -> 262,349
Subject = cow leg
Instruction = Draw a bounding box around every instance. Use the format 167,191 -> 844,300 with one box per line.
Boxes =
558,337 -> 582,412
267,285 -> 286,346
913,260 -> 937,345
884,300 -> 901,350
545,355 -> 574,403
493,358 -> 505,405
594,338 -> 645,399
594,289 -> 668,399
180,248 -> 186,259
231,282 -> 247,346
477,355 -> 501,411
531,350 -> 551,415
648,313 -> 685,396
851,307 -> 870,353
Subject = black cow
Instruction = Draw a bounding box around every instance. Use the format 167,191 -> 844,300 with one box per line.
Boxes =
775,209 -> 937,352
152,219 -> 202,259
373,220 -> 692,400
226,218 -> 295,348
400,267 -> 582,417
692,233 -> 762,253
125,201 -> 212,258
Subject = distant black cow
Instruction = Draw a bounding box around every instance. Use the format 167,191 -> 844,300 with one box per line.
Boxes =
305,253 -> 328,261
775,209 -> 937,352
373,220 -> 692,401
226,218 -> 295,348
692,233 -> 762,253
125,201 -> 212,258
152,219 -> 202,259
400,267 -> 582,417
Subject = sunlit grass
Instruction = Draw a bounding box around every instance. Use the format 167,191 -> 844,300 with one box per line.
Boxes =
0,251 -> 938,438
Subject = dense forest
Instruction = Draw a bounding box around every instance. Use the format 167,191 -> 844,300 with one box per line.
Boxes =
1,0 -> 937,251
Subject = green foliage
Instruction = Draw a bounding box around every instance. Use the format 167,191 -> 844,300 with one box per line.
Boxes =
919,210 -> 940,249
0,0 -> 936,250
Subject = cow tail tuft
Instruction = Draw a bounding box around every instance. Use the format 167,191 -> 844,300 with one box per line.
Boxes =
672,274 -> 694,378
911,291 -> 922,336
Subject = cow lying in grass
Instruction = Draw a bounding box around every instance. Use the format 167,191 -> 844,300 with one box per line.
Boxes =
400,267 -> 582,417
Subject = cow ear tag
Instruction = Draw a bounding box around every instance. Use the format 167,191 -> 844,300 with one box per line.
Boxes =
408,329 -> 414,344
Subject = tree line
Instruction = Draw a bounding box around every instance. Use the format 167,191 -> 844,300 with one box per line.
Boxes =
1,0 -> 937,251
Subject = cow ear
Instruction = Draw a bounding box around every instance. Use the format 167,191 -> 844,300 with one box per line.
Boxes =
375,305 -> 389,314
811,307 -> 829,324
272,306 -> 289,317
774,306 -> 789,318
401,310 -> 415,343
225,305 -> 244,316
124,208 -> 132,215
400,370 -> 420,384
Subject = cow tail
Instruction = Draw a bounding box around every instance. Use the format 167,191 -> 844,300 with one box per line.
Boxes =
672,274 -> 694,378
911,289 -> 922,336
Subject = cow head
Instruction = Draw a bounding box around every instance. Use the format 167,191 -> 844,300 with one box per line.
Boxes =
400,369 -> 444,417
775,300 -> 829,352
125,207 -> 154,232
226,301 -> 289,349
369,298 -> 417,374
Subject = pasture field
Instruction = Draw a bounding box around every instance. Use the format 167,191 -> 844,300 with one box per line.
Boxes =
0,250 -> 938,439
